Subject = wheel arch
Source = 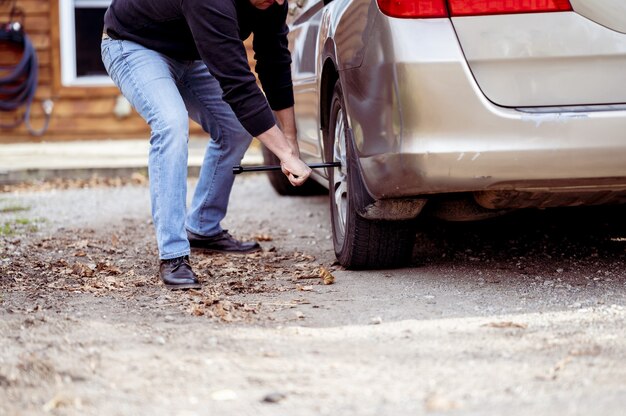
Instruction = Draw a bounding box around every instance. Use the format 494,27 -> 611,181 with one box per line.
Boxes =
319,57 -> 339,142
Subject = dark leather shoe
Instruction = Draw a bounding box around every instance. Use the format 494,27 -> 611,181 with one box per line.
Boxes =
159,256 -> 201,290
187,230 -> 261,254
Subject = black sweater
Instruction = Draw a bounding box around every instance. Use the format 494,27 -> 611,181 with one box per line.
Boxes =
104,0 -> 293,137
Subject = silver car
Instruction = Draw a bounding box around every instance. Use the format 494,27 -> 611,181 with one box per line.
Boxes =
262,0 -> 626,269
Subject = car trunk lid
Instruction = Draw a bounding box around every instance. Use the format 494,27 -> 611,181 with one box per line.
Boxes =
448,0 -> 626,107
570,0 -> 626,34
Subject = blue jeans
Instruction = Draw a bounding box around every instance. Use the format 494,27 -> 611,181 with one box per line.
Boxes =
101,38 -> 253,260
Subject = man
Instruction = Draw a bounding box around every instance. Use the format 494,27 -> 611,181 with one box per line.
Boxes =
101,0 -> 311,290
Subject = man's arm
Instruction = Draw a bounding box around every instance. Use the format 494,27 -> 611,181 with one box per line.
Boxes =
273,106 -> 307,183
252,3 -> 294,113
184,0 -> 275,135
274,106 -> 299,157
182,0 -> 310,185
251,4 -> 305,181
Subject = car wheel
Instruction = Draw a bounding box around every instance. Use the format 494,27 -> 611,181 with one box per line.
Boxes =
328,82 -> 416,269
261,145 -> 326,196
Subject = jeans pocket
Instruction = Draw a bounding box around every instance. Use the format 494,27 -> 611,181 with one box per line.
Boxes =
118,39 -> 147,59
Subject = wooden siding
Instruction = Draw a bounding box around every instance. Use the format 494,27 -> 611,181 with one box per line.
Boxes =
0,0 -> 255,143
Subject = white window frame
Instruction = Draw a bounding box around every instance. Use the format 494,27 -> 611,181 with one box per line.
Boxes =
59,0 -> 113,87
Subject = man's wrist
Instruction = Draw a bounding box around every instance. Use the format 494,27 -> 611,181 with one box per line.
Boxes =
257,124 -> 299,162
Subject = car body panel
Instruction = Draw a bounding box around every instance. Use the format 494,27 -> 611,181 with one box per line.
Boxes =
452,12 -> 626,107
290,4 -> 323,159
290,0 -> 376,174
288,0 -> 626,204
570,0 -> 626,34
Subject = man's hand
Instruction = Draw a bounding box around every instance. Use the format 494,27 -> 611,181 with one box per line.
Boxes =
256,123 -> 312,186
280,155 -> 312,186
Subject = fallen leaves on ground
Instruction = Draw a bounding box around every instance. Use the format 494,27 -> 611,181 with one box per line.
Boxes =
0,225 -> 337,323
1,174 -> 149,194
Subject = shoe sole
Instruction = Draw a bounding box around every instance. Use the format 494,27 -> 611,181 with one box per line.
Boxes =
190,246 -> 262,255
164,283 -> 202,290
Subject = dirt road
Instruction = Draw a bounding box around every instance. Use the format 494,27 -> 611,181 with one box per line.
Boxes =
1,175 -> 625,415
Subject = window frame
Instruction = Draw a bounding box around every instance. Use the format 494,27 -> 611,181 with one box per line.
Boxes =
59,0 -> 113,87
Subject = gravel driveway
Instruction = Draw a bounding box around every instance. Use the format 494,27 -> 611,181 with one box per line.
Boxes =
1,174 -> 624,415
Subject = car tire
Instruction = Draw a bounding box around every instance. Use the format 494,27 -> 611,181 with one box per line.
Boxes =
327,82 -> 416,269
261,145 -> 326,196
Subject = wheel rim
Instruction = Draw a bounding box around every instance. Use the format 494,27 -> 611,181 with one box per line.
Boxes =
332,108 -> 348,245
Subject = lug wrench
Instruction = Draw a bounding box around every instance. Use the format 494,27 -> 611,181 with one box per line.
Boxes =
232,161 -> 341,175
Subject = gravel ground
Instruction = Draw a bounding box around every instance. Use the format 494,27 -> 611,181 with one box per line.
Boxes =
0,174 -> 625,415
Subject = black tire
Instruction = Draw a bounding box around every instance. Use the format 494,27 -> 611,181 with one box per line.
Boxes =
261,145 -> 326,196
327,83 -> 416,269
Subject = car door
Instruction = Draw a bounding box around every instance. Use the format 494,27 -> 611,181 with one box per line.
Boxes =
288,0 -> 326,163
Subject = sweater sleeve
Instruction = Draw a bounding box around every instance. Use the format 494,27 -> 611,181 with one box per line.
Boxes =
182,0 -> 275,137
252,2 -> 294,111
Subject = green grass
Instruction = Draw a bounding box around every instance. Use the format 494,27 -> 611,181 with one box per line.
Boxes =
0,222 -> 12,236
0,217 -> 44,236
0,204 -> 31,214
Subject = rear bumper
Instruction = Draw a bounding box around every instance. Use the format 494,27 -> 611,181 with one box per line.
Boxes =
342,17 -> 626,200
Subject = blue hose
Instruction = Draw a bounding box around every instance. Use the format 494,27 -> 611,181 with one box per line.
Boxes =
0,22 -> 52,136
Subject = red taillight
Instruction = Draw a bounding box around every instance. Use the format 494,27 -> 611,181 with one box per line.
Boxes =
448,0 -> 572,16
377,0 -> 573,18
377,0 -> 448,18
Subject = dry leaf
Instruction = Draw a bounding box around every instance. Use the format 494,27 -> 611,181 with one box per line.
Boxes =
319,267 -> 335,285
70,240 -> 89,250
96,262 -> 121,275
483,321 -> 528,329
52,259 -> 69,267
71,262 -> 94,278
214,302 -> 234,322
131,172 -> 148,184
190,305 -> 205,316
42,393 -> 81,412
569,345 -> 602,357
424,393 -> 459,412
262,392 -> 287,403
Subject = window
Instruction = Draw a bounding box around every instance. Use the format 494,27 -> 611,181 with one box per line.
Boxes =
59,0 -> 112,86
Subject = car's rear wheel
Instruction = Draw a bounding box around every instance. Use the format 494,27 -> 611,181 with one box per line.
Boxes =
261,145 -> 326,196
328,83 -> 416,269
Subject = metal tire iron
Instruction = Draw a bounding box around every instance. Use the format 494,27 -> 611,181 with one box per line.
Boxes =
232,162 -> 341,175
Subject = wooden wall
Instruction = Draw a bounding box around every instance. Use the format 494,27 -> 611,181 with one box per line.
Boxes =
0,0 -> 255,144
